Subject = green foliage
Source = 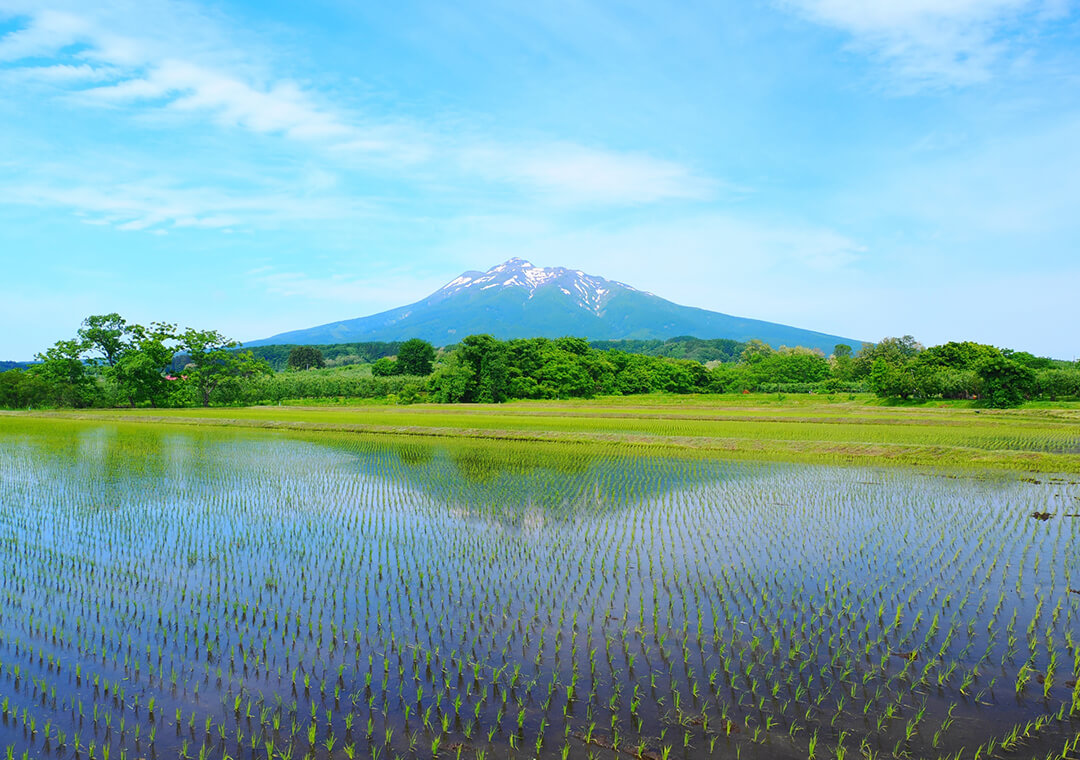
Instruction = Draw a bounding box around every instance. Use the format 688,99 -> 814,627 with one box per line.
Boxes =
868,358 -> 918,399
235,369 -> 421,404
976,355 -> 1036,408
740,339 -> 775,363
287,346 -> 326,371
110,323 -> 177,407
591,336 -> 745,363
5,320 -> 1076,409
915,340 -> 1000,371
242,341 -> 403,370
78,313 -> 129,367
1033,368 -> 1080,399
428,353 -> 474,403
177,328 -> 272,407
830,344 -> 855,381
0,368 -> 53,408
460,335 -> 510,403
371,357 -> 400,377
751,346 -> 830,384
853,335 -> 923,378
396,338 -> 436,376
32,339 -> 93,407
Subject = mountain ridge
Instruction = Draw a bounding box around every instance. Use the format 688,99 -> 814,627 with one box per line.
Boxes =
248,258 -> 865,354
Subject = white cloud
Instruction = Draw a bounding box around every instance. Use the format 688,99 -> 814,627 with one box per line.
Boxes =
0,8 -> 88,61
0,2 -> 418,155
0,2 -> 716,211
463,143 -> 717,204
81,60 -> 355,141
0,179 -> 369,231
1,63 -> 119,84
782,0 -> 1074,87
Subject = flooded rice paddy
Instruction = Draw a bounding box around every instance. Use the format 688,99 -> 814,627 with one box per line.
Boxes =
0,418 -> 1078,759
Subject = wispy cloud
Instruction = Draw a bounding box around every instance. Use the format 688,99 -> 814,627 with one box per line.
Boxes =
0,1 -> 714,215
462,143 -> 719,204
0,3 -> 404,153
0,179 -> 371,231
781,0 -> 1074,87
81,61 -> 354,141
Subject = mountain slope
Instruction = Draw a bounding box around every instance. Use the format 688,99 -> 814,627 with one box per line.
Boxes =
249,258 -> 864,354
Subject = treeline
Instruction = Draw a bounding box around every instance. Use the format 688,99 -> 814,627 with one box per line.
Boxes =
0,314 -> 271,409
2,314 -> 1077,409
849,336 -> 1079,406
240,341 -> 403,371
589,336 -> 746,363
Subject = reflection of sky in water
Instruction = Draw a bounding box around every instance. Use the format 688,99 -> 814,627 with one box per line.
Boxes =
0,420 -> 1078,760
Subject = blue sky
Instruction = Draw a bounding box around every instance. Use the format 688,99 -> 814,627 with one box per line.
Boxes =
1,0 -> 1078,359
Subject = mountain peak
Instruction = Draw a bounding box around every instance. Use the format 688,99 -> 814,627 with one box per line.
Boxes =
499,257 -> 534,269
251,259 -> 865,354
437,259 -> 627,315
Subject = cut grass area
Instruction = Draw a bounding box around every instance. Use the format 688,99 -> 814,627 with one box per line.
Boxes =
5,393 -> 1079,474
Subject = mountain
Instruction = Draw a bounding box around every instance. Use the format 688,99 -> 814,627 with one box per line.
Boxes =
249,258 -> 864,354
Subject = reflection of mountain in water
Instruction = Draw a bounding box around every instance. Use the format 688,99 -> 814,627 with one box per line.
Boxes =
2,419 -> 770,531
325,436 -> 767,530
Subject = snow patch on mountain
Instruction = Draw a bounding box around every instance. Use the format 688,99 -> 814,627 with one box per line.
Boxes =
437,257 -> 642,316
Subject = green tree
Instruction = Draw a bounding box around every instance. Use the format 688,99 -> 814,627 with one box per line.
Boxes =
853,335 -> 922,378
868,358 -> 917,399
371,357 -> 400,376
0,369 -> 52,409
396,338 -> 435,375
754,346 -> 830,384
111,322 -> 177,407
739,339 -> 774,364
915,341 -> 1000,371
287,346 -> 325,371
32,339 -> 93,406
78,313 -> 129,367
976,355 -> 1035,408
831,344 -> 855,381
178,328 -> 271,406
460,335 -> 509,402
428,352 -> 473,402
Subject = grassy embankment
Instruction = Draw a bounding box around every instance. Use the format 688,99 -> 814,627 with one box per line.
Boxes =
5,392 -> 1080,474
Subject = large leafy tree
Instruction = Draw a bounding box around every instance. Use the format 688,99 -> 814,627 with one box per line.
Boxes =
32,339 -> 92,406
78,313 -> 129,368
178,328 -> 271,406
460,335 -> 509,403
853,335 -> 923,378
976,355 -> 1035,408
287,346 -> 325,371
111,322 -> 177,407
396,338 -> 436,376
77,314 -> 178,407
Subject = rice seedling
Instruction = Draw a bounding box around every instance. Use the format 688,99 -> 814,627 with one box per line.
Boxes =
0,416 -> 1077,759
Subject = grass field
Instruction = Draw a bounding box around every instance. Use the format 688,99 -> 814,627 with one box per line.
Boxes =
7,393 -> 1080,474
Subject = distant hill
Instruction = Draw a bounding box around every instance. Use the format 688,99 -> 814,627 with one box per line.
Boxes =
249,258 -> 864,355
0,360 -> 33,371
